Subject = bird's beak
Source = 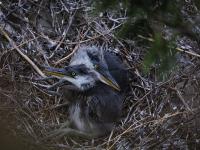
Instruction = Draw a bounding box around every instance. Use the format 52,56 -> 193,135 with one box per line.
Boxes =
95,70 -> 121,91
44,66 -> 66,78
44,66 -> 121,91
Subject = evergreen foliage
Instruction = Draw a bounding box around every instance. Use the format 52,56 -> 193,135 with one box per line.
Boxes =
93,0 -> 200,79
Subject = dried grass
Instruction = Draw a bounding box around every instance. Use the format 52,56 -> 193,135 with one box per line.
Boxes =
0,0 -> 200,149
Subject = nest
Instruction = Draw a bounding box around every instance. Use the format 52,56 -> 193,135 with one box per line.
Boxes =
0,0 -> 200,149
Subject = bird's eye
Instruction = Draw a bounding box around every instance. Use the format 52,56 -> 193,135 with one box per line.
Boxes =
70,71 -> 76,77
93,64 -> 99,69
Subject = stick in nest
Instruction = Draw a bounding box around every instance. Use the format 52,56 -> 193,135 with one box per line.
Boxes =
0,26 -> 46,78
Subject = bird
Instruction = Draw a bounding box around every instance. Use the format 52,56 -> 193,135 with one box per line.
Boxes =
44,46 -> 129,138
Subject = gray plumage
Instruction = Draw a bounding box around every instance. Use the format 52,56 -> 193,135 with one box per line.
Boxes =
45,46 -> 128,138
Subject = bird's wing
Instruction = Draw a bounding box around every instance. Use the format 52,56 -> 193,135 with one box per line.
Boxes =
87,90 -> 122,123
104,51 -> 129,91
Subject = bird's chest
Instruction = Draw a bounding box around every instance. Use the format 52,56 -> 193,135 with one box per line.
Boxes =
68,99 -> 90,132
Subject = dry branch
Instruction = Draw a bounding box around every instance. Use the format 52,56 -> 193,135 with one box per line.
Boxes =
0,26 -> 46,77
138,35 -> 200,58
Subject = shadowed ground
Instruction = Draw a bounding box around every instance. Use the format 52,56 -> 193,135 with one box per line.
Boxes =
0,0 -> 200,149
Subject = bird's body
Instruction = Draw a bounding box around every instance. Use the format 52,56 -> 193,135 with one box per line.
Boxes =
104,51 -> 129,91
45,46 -> 128,138
68,85 -> 122,137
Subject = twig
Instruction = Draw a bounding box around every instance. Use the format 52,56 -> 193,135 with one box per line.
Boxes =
1,36 -> 39,56
0,26 -> 46,77
54,23 -> 123,65
176,47 -> 200,58
138,34 -> 200,58
48,10 -> 77,59
54,28 -> 85,65
173,88 -> 193,113
106,130 -> 114,148
54,44 -> 80,65
107,111 -> 187,150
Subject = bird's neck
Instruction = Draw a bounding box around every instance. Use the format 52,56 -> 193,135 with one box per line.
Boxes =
61,88 -> 90,102
61,83 -> 118,103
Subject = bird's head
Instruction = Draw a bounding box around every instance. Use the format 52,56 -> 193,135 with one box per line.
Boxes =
45,64 -> 120,91
44,46 -> 120,91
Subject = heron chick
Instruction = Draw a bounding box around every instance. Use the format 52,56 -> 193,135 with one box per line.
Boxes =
45,46 -> 128,138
